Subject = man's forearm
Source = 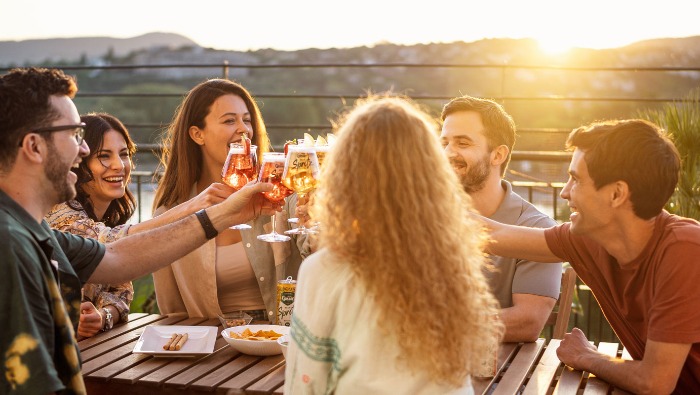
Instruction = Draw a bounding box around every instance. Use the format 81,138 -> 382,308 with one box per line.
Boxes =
560,337 -> 688,394
90,199 -> 235,284
90,211 -> 208,284
88,182 -> 275,285
581,354 -> 654,393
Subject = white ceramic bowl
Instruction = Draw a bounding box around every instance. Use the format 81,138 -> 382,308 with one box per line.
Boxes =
277,334 -> 290,358
221,325 -> 290,356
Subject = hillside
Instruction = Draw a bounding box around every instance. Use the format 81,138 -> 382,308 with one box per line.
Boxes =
0,32 -> 198,65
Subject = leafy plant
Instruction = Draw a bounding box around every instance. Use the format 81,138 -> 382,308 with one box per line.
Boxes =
639,89 -> 700,220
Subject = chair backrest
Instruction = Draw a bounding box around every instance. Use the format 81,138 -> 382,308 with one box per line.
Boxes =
546,266 -> 577,339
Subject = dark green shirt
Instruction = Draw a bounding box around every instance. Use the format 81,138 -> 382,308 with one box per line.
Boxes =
0,190 -> 104,394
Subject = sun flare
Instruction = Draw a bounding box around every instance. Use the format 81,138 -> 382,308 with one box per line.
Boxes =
536,37 -> 574,55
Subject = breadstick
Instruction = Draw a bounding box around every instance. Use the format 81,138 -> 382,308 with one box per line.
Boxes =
174,333 -> 189,351
163,333 -> 178,350
169,334 -> 183,351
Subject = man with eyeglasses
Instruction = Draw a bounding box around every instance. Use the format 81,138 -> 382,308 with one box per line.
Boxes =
0,67 -> 281,394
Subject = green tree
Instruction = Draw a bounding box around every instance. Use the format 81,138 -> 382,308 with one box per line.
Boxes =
640,89 -> 700,220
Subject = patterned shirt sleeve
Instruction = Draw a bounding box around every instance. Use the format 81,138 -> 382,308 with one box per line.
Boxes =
46,202 -> 133,321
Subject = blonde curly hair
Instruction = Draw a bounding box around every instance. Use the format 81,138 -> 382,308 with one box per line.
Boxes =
311,95 -> 503,387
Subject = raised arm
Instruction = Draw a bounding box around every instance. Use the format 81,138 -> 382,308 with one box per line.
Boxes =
88,182 -> 279,284
480,215 -> 560,263
128,182 -> 234,234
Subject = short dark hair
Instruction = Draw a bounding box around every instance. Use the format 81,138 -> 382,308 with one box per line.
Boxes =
441,95 -> 516,176
70,113 -> 137,227
567,119 -> 680,219
0,67 -> 78,171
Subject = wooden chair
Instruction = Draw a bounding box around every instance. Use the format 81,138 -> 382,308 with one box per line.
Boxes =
546,266 -> 577,339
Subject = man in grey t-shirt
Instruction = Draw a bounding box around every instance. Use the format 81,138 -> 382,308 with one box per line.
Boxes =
440,95 -> 562,342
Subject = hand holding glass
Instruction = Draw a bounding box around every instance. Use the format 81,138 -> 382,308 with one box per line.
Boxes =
282,144 -> 320,235
222,143 -> 258,229
256,153 -> 294,242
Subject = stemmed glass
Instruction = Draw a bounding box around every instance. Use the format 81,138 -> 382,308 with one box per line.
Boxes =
282,144 -> 320,235
222,143 -> 258,230
256,153 -> 294,242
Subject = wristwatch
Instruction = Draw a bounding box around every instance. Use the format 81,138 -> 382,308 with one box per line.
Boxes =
102,308 -> 113,332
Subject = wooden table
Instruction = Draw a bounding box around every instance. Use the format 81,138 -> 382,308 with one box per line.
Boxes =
79,313 -> 285,395
473,338 -> 633,394
80,314 -> 630,394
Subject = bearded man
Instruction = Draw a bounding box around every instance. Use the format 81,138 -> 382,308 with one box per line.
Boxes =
440,95 -> 563,342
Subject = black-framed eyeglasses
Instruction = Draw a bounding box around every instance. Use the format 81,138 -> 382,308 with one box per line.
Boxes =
33,122 -> 86,145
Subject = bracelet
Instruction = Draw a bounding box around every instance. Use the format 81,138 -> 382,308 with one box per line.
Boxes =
195,209 -> 218,240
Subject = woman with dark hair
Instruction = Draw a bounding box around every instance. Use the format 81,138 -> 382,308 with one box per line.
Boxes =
47,112 -> 231,338
152,79 -> 302,321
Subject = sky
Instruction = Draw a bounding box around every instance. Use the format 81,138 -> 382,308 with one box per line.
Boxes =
3,0 -> 700,52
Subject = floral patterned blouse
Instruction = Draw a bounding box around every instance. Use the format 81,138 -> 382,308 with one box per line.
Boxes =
46,201 -> 133,323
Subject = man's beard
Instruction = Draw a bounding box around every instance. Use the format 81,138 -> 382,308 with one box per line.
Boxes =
452,154 -> 491,194
45,142 -> 77,203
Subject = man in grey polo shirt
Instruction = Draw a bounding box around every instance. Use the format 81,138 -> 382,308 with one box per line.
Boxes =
440,95 -> 562,342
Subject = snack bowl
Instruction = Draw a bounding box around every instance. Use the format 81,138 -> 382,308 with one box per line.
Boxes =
277,334 -> 290,358
218,311 -> 253,329
221,324 -> 289,356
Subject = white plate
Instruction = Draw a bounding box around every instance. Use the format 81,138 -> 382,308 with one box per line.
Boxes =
133,325 -> 218,357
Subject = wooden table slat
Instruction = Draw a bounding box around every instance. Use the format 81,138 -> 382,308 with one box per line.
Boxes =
83,337 -> 148,376
166,348 -> 255,388
553,366 -> 586,395
492,339 -> 545,395
245,364 -> 286,395
139,336 -> 234,386
522,339 -> 561,395
217,354 -> 285,391
111,335 -> 228,384
186,353 -> 264,391
474,342 -> 519,394
78,313 -> 167,352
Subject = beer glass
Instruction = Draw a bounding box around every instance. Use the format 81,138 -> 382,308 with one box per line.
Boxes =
222,143 -> 258,230
256,153 -> 294,242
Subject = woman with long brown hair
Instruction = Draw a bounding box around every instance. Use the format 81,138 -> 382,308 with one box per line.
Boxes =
285,96 -> 503,393
152,79 -> 302,320
47,112 -> 226,338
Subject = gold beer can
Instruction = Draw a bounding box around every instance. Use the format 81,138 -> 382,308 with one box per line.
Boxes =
277,276 -> 296,326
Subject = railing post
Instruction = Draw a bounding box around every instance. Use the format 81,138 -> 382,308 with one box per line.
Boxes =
136,175 -> 143,222
223,60 -> 229,79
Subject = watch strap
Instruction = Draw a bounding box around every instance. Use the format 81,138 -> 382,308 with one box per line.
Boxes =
195,209 -> 218,240
102,308 -> 113,331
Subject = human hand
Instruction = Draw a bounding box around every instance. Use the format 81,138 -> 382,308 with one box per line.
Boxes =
294,202 -> 312,228
222,181 -> 283,226
556,327 -> 598,371
78,301 -> 103,339
189,182 -> 235,212
294,191 -> 315,228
